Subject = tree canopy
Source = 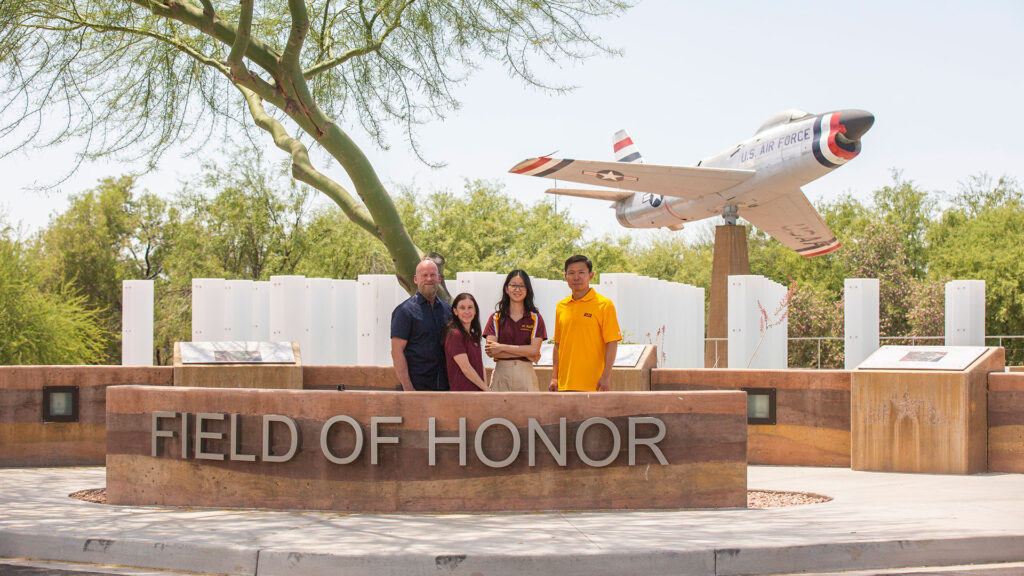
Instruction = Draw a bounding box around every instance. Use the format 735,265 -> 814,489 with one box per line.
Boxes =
0,0 -> 630,291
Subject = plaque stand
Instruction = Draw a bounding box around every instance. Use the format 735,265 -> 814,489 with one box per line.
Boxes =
851,346 -> 1004,474
172,342 -> 303,389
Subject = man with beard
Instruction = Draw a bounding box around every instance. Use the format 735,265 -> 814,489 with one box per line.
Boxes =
391,259 -> 453,391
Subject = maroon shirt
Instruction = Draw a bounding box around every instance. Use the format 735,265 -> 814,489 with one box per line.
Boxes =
444,330 -> 485,391
483,311 -> 547,361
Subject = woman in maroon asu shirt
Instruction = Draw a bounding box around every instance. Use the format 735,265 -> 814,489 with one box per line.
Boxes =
484,270 -> 547,391
443,293 -> 490,391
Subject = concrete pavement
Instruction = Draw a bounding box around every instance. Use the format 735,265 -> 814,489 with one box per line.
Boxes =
1,466 -> 1023,575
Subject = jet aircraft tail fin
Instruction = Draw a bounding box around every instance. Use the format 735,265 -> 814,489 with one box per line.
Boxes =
613,130 -> 644,164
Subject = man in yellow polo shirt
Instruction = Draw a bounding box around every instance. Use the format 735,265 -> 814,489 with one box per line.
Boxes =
549,255 -> 622,392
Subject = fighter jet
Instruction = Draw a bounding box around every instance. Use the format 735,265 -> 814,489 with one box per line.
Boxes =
509,109 -> 874,257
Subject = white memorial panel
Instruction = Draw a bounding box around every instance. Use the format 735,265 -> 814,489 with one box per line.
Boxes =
270,275 -> 308,356
332,280 -> 358,365
191,278 -> 225,342
251,281 -> 270,341
946,280 -> 986,346
121,280 -> 154,366
305,278 -> 334,365
728,275 -> 787,369
224,280 -> 254,341
845,278 -> 880,370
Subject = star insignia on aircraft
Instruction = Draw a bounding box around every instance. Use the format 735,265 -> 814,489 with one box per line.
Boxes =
582,169 -> 638,182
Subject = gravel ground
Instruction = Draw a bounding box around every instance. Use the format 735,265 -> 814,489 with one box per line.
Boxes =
71,488 -> 832,509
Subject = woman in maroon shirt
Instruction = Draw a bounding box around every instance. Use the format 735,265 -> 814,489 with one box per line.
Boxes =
443,293 -> 490,391
483,270 -> 547,391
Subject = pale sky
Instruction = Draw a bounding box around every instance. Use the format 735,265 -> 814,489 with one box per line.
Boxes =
2,1 -> 1021,243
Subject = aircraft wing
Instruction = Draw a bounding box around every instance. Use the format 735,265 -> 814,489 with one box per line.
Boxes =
510,157 -> 754,200
740,189 -> 840,257
545,188 -> 633,202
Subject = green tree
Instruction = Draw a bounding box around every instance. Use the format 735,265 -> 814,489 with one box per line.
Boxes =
164,157 -> 314,280
1,0 -> 629,292
0,221 -> 106,364
871,170 -> 936,276
400,181 -> 584,279
929,175 -> 1024,349
35,176 -> 167,362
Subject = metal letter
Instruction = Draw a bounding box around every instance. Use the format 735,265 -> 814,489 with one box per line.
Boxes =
428,417 -> 466,466
527,418 -> 566,467
474,418 -> 520,469
262,414 -> 299,463
229,413 -> 256,462
321,415 -> 363,465
194,413 -> 226,461
180,412 -> 189,459
370,416 -> 402,465
628,417 -> 668,465
151,411 -> 177,458
575,417 -> 621,467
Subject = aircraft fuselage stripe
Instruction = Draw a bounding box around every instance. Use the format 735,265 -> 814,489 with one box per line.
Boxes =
812,112 -> 859,169
812,115 -> 838,168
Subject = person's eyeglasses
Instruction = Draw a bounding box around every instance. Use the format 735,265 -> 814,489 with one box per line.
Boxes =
507,284 -> 527,291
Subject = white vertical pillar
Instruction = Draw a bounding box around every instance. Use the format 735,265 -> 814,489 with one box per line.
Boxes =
357,274 -> 407,366
844,278 -> 880,369
191,278 -> 225,342
121,280 -> 153,366
666,283 -> 705,369
728,275 -> 787,369
332,279 -> 358,365
251,281 -> 270,341
599,273 -> 638,343
356,276 -> 378,366
305,278 -> 334,366
764,279 -> 788,367
270,275 -> 307,356
531,277 -> 562,338
455,271 -> 504,367
946,279 -> 986,346
224,279 -> 254,342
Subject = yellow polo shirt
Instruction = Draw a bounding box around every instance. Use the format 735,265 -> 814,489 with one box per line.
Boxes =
552,288 -> 622,391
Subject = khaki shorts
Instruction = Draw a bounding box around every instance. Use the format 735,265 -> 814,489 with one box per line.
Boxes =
490,359 -> 539,392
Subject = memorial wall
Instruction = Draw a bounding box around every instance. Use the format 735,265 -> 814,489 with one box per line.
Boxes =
651,368 -> 852,467
0,366 -> 171,467
106,387 -> 748,512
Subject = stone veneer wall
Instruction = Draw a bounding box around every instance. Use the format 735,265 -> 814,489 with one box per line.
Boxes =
106,386 -> 747,512
989,372 -> 1024,473
0,366 -> 172,467
651,368 -> 852,467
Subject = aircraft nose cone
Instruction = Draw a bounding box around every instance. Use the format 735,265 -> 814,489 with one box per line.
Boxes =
841,110 -> 874,141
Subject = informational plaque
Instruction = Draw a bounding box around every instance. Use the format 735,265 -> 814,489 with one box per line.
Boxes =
536,343 -> 645,367
179,341 -> 296,364
857,345 -> 988,371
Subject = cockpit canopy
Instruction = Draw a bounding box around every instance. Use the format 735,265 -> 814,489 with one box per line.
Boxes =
755,109 -> 813,135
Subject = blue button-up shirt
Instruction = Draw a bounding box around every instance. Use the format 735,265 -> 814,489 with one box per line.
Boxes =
391,292 -> 452,390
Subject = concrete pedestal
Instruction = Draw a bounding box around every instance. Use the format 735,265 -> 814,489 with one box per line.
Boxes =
852,347 -> 1004,474
705,225 -> 750,368
172,342 -> 303,389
